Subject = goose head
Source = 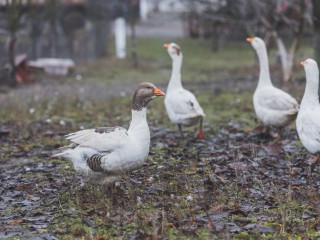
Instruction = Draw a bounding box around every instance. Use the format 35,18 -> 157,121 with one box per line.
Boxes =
132,82 -> 165,111
246,37 -> 266,53
163,43 -> 182,60
301,58 -> 319,78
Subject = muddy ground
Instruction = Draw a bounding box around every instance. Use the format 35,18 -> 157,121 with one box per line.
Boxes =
0,74 -> 319,239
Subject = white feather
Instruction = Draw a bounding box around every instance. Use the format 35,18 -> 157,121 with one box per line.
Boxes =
164,43 -> 205,127
248,37 -> 299,127
52,80 -> 166,180
296,59 -> 320,153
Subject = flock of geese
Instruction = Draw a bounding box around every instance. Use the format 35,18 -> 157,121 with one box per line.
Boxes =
53,37 -> 320,182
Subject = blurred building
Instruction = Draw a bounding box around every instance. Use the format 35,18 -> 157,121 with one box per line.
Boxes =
0,0 -> 141,67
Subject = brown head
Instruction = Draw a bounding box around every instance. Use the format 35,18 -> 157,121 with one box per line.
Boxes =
132,82 -> 165,111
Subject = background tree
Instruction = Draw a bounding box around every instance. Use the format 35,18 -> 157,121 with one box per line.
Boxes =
87,0 -> 111,59
181,0 -> 309,83
6,0 -> 26,87
249,0 -> 307,83
181,0 -> 254,51
44,0 -> 58,57
127,0 -> 139,68
313,0 -> 320,63
60,3 -> 86,59
27,2 -> 44,59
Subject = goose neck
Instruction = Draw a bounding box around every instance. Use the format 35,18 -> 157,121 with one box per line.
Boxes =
128,108 -> 150,147
301,72 -> 320,106
256,47 -> 272,88
129,108 -> 148,130
167,55 -> 183,91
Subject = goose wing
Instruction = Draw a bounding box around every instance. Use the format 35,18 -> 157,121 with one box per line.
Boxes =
65,126 -> 129,152
298,109 -> 320,142
257,87 -> 299,113
166,88 -> 205,118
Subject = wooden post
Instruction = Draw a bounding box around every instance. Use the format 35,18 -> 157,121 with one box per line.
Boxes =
115,17 -> 126,59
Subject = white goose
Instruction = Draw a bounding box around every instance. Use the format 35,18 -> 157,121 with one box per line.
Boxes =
246,37 -> 299,128
163,43 -> 205,139
53,82 -> 165,180
297,59 -> 320,154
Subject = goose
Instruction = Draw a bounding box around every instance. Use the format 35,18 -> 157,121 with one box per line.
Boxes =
163,42 -> 205,139
53,82 -> 165,181
297,59 -> 320,154
246,37 -> 299,130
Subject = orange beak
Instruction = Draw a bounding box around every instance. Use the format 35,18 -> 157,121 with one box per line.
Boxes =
300,60 -> 305,66
246,37 -> 254,43
153,87 -> 165,96
163,43 -> 170,49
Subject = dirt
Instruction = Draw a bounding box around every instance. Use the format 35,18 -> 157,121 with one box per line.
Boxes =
0,76 -> 319,239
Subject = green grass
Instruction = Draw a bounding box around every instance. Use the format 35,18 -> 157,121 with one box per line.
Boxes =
0,37 -> 313,123
75,37 -> 314,86
75,38 -> 260,86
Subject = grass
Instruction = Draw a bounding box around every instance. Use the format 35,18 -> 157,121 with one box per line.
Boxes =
0,37 -> 319,239
0,37 -> 313,123
75,38 -> 261,86
75,37 -> 314,87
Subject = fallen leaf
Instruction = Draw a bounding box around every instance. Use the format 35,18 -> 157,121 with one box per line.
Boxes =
15,184 -> 32,191
228,162 -> 248,171
263,142 -> 282,156
207,215 -> 216,232
8,219 -> 23,225
212,204 -> 222,212
26,194 -> 40,201
289,167 -> 302,176
167,222 -> 175,228
73,228 -> 86,237
306,156 -> 319,165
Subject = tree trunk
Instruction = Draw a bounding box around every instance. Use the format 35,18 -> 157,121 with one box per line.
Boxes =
313,0 -> 320,63
273,33 -> 293,82
130,16 -> 138,68
313,0 -> 320,99
272,0 -> 305,83
211,22 -> 219,52
49,17 -> 58,58
46,0 -> 58,58
94,21 -> 107,58
6,0 -> 21,87
7,36 -> 16,87
314,30 -> 320,63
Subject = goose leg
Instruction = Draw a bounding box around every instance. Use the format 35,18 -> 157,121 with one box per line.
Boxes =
178,124 -> 184,138
255,125 -> 273,139
196,118 -> 204,139
270,126 -> 281,140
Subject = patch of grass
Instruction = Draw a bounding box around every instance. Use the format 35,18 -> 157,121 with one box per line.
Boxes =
75,37 -> 314,87
197,90 -> 255,130
74,38 -> 261,87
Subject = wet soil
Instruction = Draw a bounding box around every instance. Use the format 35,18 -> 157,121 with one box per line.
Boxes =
0,75 -> 319,239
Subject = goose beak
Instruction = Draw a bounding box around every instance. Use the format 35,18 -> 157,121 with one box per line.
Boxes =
300,60 -> 305,66
246,37 -> 254,43
153,87 -> 165,96
163,43 -> 170,49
